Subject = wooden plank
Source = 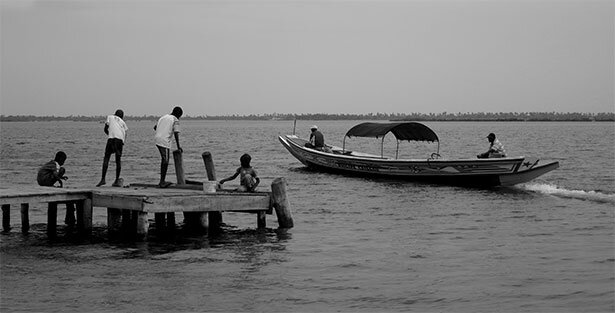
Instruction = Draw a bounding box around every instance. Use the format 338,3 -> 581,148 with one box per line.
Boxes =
141,194 -> 271,213
91,194 -> 145,210
0,187 -> 91,205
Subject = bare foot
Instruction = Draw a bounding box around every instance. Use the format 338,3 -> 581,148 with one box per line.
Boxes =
157,181 -> 172,188
96,179 -> 106,187
111,178 -> 123,187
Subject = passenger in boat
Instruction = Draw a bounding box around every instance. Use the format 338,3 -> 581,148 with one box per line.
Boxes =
37,151 -> 68,187
477,133 -> 507,158
304,125 -> 326,151
218,153 -> 260,192
154,106 -> 183,188
96,109 -> 128,187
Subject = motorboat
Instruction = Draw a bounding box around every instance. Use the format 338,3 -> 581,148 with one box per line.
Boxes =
278,122 -> 559,187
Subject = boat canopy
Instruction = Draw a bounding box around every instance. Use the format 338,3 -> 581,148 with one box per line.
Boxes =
345,122 -> 439,142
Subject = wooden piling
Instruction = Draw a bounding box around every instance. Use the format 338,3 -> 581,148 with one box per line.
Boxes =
2,204 -> 10,232
202,151 -> 222,229
136,212 -> 149,239
271,178 -> 293,228
47,202 -> 57,237
20,203 -> 29,233
155,213 -> 166,232
173,150 -> 186,185
108,208 -> 122,235
257,211 -> 266,229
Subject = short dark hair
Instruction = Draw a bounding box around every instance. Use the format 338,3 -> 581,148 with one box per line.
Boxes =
240,153 -> 251,167
115,109 -> 124,118
171,106 -> 183,118
54,151 -> 67,163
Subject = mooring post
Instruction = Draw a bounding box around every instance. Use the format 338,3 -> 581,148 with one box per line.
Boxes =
202,151 -> 222,229
20,203 -> 29,233
173,150 -> 186,185
2,204 -> 10,232
271,178 -> 294,228
47,202 -> 58,237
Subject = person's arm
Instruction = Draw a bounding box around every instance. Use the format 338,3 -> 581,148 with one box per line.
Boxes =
219,169 -> 240,185
104,124 -> 109,135
174,131 -> 182,153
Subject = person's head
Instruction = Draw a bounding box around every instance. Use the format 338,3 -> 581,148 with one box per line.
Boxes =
240,153 -> 252,168
310,125 -> 318,132
114,109 -> 124,119
171,106 -> 183,118
54,151 -> 67,165
487,133 -> 496,143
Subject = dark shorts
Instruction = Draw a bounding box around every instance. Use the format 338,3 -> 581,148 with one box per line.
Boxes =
104,138 -> 124,156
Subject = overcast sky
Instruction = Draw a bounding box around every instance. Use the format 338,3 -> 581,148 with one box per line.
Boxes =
1,0 -> 613,116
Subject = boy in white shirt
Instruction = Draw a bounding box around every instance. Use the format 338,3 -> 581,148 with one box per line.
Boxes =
96,109 -> 128,187
154,106 -> 183,188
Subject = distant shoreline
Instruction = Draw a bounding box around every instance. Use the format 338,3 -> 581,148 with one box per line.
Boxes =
1,112 -> 614,122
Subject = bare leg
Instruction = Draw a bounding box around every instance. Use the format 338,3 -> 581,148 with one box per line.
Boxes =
97,155 -> 110,187
157,146 -> 171,187
112,153 -> 122,186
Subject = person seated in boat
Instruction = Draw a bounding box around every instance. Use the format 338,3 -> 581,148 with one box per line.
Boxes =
304,125 -> 327,151
217,153 -> 260,192
477,133 -> 507,158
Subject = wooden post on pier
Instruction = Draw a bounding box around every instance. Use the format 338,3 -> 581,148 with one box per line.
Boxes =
2,204 -> 10,232
136,212 -> 149,239
202,151 -> 222,233
271,178 -> 293,228
172,150 -> 207,232
76,198 -> 93,235
20,203 -> 29,233
173,150 -> 186,185
108,208 -> 122,235
47,202 -> 57,237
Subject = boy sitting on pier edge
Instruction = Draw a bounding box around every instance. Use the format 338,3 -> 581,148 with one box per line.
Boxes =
218,153 -> 260,192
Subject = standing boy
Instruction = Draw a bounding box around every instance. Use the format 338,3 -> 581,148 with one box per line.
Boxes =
96,109 -> 128,187
154,106 -> 183,188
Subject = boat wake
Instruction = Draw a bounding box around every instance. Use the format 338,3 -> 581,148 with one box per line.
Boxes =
522,183 -> 615,204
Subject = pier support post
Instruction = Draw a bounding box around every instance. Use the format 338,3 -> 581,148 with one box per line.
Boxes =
108,208 -> 122,235
257,211 -> 266,229
47,202 -> 57,237
202,151 -> 222,229
20,203 -> 29,233
167,212 -> 176,231
76,198 -> 92,235
155,213 -> 166,232
2,204 -> 10,232
65,202 -> 76,227
136,212 -> 149,240
271,178 -> 293,229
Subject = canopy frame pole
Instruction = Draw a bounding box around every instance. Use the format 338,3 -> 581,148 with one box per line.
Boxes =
343,136 -> 347,153
396,140 -> 400,159
381,136 -> 385,158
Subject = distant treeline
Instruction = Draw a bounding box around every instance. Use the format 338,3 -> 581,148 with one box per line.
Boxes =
1,112 -> 614,122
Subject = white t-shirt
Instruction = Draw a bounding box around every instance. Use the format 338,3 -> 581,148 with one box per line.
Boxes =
155,114 -> 180,149
106,115 -> 128,141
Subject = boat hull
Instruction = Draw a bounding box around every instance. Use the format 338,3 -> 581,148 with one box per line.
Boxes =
279,135 -> 559,187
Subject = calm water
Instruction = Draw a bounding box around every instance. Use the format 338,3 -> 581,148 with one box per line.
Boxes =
1,120 -> 613,313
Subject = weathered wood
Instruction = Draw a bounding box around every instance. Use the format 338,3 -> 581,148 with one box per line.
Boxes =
0,187 -> 91,206
271,178 -> 293,228
77,198 -> 93,234
173,150 -> 186,185
136,212 -> 149,239
20,203 -> 29,233
2,204 -> 10,232
202,151 -> 222,226
107,208 -> 122,234
65,202 -> 76,226
257,211 -> 266,229
47,202 -> 57,237
202,152 -> 217,180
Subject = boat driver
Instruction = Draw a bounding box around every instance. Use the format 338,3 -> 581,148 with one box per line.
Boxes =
477,133 -> 506,158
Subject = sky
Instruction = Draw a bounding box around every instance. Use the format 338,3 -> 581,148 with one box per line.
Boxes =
1,0 -> 613,116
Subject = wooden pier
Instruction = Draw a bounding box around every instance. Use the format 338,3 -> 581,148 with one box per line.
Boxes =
0,151 -> 293,239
